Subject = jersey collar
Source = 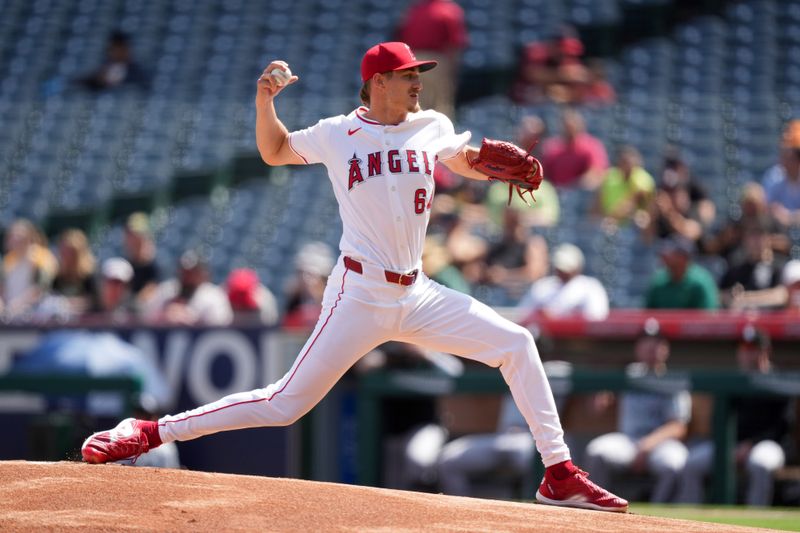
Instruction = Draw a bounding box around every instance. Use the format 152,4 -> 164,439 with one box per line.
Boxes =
353,106 -> 436,130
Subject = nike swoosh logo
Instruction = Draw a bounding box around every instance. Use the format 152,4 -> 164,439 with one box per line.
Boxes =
348,128 -> 361,136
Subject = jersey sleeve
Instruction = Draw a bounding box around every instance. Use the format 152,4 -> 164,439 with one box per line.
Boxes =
287,116 -> 341,165
433,112 -> 471,161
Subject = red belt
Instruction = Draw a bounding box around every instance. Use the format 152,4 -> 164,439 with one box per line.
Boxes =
344,256 -> 418,286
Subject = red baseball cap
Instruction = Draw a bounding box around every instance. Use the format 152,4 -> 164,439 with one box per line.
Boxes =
361,42 -> 437,82
226,268 -> 260,311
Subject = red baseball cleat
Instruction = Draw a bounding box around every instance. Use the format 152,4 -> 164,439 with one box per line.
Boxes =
536,468 -> 629,513
81,418 -> 153,464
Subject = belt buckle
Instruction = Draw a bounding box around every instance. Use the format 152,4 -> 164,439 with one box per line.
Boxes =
403,270 -> 418,285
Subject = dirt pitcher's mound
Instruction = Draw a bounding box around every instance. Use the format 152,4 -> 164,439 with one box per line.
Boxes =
0,461 -> 775,532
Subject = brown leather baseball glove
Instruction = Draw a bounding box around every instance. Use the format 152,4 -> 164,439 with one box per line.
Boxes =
468,138 -> 543,205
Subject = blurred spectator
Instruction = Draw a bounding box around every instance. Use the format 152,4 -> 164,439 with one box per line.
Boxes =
51,229 -> 97,316
644,155 -> 714,247
143,250 -> 232,326
718,221 -> 786,310
422,236 -> 470,294
436,360 -> 572,497
484,180 -> 559,230
88,257 -> 136,323
595,145 -> 655,229
517,243 -> 609,322
645,235 -> 719,310
579,58 -> 617,106
1,219 -> 57,318
702,182 -> 790,265
123,212 -> 161,306
429,208 -> 487,286
77,30 -> 149,92
541,108 -> 609,189
395,0 -> 468,118
356,339 -> 464,492
728,258 -> 800,311
762,119 -> 800,188
226,268 -> 279,326
782,260 -> 800,311
764,145 -> 800,228
511,25 -> 589,105
584,319 -> 690,503
483,211 -> 551,303
762,119 -> 800,220
679,327 -> 792,506
282,242 -> 335,328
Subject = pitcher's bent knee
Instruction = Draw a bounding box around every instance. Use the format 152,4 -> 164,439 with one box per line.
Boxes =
503,326 -> 538,363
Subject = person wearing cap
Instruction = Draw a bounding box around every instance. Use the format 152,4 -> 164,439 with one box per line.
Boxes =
511,25 -> 590,105
282,242 -> 335,329
142,250 -> 232,326
584,319 -> 691,503
517,243 -> 610,323
394,0 -> 468,119
678,326 -> 793,506
226,267 -> 278,327
78,42 -> 630,514
645,235 -> 719,310
89,257 -> 136,322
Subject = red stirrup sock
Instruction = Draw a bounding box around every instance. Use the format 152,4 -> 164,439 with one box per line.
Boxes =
546,460 -> 579,480
140,420 -> 163,449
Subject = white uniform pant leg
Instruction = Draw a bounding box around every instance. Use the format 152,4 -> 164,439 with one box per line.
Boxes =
402,423 -> 449,487
158,268 -> 387,443
583,432 -> 637,489
647,438 -> 689,503
677,439 -> 714,504
745,440 -> 785,506
399,278 -> 569,467
437,432 -> 534,496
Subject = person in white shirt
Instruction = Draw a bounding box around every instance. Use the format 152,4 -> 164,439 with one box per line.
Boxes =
517,243 -> 609,323
143,250 -> 232,326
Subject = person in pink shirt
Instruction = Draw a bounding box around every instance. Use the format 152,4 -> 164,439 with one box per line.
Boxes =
541,108 -> 609,189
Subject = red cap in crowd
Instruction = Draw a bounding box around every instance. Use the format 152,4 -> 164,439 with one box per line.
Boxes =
361,42 -> 437,82
227,268 -> 260,311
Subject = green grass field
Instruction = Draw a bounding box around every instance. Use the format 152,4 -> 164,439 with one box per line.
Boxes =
631,504 -> 800,531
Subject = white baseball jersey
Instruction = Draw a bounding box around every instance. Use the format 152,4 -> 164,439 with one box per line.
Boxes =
157,105 -> 570,470
288,106 -> 469,273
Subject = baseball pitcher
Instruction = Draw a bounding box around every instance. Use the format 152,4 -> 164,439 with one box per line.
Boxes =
82,42 -> 627,513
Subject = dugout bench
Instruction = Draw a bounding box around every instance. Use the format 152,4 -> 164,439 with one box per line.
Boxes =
357,368 -> 800,504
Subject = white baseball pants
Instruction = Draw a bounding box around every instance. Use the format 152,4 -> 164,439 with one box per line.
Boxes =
677,439 -> 785,506
584,432 -> 688,503
158,257 -> 571,467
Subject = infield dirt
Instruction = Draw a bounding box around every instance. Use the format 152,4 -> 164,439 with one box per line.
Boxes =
0,461 -> 779,532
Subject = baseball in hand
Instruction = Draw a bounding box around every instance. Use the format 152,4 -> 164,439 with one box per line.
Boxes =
270,68 -> 291,86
